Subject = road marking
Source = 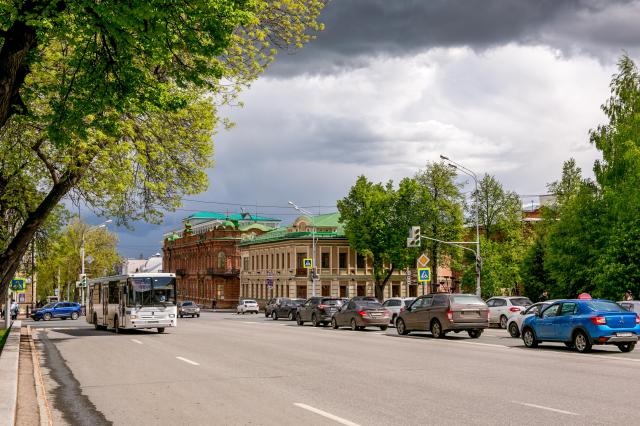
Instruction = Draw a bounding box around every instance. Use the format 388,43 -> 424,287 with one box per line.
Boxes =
294,403 -> 361,426
459,341 -> 506,348
131,339 -> 143,345
176,356 -> 200,366
512,401 -> 579,416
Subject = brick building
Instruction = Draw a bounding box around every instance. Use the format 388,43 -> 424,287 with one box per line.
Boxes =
162,212 -> 279,308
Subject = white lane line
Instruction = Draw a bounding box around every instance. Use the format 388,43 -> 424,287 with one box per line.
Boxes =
294,403 -> 361,426
131,339 -> 143,345
458,341 -> 506,348
176,356 -> 200,366
512,401 -> 579,416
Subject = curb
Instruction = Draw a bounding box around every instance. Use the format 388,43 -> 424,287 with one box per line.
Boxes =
0,320 -> 21,426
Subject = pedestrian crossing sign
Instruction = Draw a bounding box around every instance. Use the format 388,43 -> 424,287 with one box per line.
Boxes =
417,268 -> 431,283
303,258 -> 313,268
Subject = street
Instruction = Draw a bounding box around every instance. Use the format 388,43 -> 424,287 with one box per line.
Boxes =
28,312 -> 640,426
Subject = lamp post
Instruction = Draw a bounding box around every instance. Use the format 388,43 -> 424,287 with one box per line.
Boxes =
288,201 -> 317,297
440,155 -> 481,297
81,219 -> 112,306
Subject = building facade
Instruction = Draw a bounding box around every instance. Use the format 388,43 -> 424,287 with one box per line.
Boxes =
239,213 -> 457,303
162,213 -> 279,308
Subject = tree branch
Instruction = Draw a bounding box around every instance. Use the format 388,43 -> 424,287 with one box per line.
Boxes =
31,138 -> 59,184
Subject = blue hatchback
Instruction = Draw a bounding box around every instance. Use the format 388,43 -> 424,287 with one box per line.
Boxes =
521,299 -> 640,353
31,301 -> 82,321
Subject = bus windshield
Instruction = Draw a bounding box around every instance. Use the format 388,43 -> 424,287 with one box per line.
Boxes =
129,277 -> 176,307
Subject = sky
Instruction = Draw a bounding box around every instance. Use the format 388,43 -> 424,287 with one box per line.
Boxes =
106,0 -> 640,258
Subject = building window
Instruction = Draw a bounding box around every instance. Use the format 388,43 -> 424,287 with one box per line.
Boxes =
339,253 -> 347,269
217,252 -> 226,269
356,253 -> 365,268
321,284 -> 331,296
217,284 -> 224,300
276,253 -> 280,269
321,252 -> 330,268
243,257 -> 249,271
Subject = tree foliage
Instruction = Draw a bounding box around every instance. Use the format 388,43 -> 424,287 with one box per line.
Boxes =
0,0 -> 326,297
468,174 -> 521,240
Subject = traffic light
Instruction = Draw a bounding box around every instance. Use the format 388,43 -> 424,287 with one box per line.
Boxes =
406,226 -> 421,247
79,274 -> 87,287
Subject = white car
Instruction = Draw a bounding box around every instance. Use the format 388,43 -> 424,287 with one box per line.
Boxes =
486,296 -> 532,329
237,299 -> 259,314
618,301 -> 640,314
381,297 -> 415,326
506,301 -> 553,337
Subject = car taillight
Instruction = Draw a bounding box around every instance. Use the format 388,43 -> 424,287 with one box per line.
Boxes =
509,307 -> 521,312
400,307 -> 405,313
358,311 -> 367,317
636,315 -> 640,325
383,310 -> 390,317
447,310 -> 453,321
591,316 -> 607,325
318,304 -> 326,312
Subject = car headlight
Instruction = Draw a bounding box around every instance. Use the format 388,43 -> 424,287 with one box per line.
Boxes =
169,314 -> 175,318
130,315 -> 137,319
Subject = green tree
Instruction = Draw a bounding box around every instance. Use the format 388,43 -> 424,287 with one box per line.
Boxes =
0,1 -> 326,297
337,176 -> 413,301
469,174 -> 521,241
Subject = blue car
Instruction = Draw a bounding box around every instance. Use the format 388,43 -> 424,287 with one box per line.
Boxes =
31,301 -> 82,321
521,299 -> 640,353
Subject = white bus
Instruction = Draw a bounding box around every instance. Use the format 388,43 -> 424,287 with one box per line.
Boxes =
86,273 -> 177,333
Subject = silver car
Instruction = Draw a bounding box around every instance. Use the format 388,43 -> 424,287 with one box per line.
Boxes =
178,301 -> 201,318
486,296 -> 532,328
382,297 -> 415,326
506,301 -> 552,337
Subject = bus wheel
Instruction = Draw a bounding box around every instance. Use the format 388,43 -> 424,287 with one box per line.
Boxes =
93,314 -> 100,330
157,328 -> 165,333
113,316 -> 119,333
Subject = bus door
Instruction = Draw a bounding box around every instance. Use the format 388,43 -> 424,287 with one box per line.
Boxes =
118,282 -> 126,327
102,284 -> 109,325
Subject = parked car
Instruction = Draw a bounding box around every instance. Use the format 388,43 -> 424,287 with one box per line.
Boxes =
270,298 -> 305,320
178,301 -> 200,318
237,299 -> 259,314
618,300 -> 640,314
331,299 -> 390,331
30,301 -> 81,321
382,297 -> 415,326
486,296 -> 532,329
506,301 -> 553,337
265,297 -> 292,317
296,297 -> 342,327
396,293 -> 489,338
521,299 -> 640,353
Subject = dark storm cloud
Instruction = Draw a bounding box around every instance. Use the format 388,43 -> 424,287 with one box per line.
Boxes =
268,0 -> 640,76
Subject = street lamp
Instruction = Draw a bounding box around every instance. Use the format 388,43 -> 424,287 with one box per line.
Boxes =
288,201 -> 318,297
81,219 -> 112,306
440,155 -> 481,297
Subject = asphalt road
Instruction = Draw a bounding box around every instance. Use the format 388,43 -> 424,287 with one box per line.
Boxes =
28,313 -> 640,425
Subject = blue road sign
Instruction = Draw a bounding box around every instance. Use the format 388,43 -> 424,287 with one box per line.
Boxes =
417,268 -> 431,283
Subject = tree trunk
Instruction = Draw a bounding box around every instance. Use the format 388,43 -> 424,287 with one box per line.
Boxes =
374,266 -> 395,301
0,1 -> 39,129
0,172 -> 81,297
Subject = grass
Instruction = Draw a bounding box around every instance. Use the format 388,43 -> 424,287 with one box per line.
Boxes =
0,327 -> 9,355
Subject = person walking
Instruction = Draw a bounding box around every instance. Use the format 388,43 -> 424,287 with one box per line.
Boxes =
539,291 -> 549,302
623,290 -> 633,301
10,300 -> 19,320
211,297 -> 217,311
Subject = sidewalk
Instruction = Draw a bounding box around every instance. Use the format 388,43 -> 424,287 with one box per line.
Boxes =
0,320 -> 21,426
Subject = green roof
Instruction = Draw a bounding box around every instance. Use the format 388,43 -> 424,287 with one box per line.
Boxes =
186,212 -> 281,222
238,223 -> 273,232
239,212 -> 344,246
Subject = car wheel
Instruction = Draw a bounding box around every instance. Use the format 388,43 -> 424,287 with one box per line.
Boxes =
391,314 -> 397,326
93,314 -> 99,330
350,318 -> 358,331
43,313 -> 52,321
522,328 -> 538,348
265,311 -> 269,318
396,318 -> 409,335
331,318 -> 339,329
271,311 -> 278,320
573,330 -> 592,353
499,315 -> 508,329
508,322 -> 520,338
288,311 -> 295,321
113,316 -> 119,333
430,320 -> 444,338
157,328 -> 165,333
33,318 -> 40,321
468,329 -> 482,339
379,325 -> 388,331
618,342 -> 636,353
296,314 -> 304,326
197,314 -> 200,318
180,314 -> 183,318
312,314 -> 320,327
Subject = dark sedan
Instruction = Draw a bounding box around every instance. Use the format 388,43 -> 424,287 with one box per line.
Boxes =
270,298 -> 305,320
332,300 -> 390,331
296,297 -> 343,327
31,301 -> 81,321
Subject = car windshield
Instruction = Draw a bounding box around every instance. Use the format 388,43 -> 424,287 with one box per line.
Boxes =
357,301 -> 383,309
452,295 -> 485,305
244,300 -> 257,304
584,301 -> 625,312
292,299 -> 305,305
129,276 -> 176,307
510,298 -> 532,306
321,299 -> 341,306
182,301 -> 193,306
